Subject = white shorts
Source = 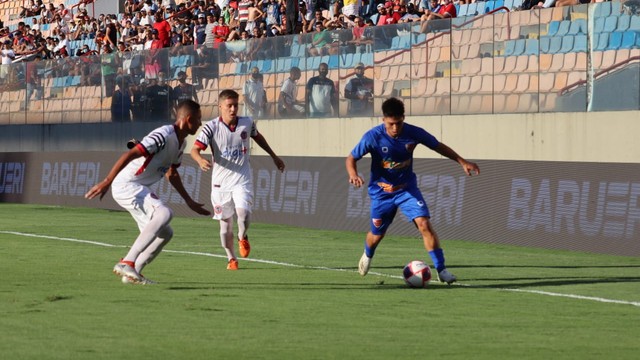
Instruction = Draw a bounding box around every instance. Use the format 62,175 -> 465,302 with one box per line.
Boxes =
112,182 -> 167,231
211,184 -> 253,220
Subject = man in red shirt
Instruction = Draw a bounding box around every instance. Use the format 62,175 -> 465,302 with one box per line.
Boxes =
213,17 -> 230,47
153,12 -> 172,48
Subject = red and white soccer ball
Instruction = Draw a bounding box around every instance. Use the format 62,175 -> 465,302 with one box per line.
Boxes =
402,260 -> 432,288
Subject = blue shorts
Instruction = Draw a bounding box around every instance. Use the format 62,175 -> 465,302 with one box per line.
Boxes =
369,186 -> 430,235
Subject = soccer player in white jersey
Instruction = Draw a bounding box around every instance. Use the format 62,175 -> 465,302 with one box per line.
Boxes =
85,100 -> 211,284
191,89 -> 285,270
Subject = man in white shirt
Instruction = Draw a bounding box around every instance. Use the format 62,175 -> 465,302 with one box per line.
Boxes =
242,66 -> 265,118
85,100 -> 211,284
190,89 -> 285,270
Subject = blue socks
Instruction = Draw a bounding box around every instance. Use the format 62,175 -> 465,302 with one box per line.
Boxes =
429,248 -> 446,272
364,241 -> 377,258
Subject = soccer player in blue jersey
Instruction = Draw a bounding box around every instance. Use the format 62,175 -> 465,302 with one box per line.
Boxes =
346,97 -> 480,284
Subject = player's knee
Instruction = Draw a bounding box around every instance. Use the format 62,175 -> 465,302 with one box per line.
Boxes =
153,206 -> 173,226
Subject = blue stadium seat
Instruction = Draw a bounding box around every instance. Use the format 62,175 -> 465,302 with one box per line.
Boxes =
594,33 -> 609,51
573,34 -> 587,52
556,20 -> 571,37
548,36 -> 562,53
547,21 -> 561,37
621,31 -> 637,49
466,3 -> 478,16
594,17 -> 605,33
568,19 -> 587,35
458,4 -> 469,17
504,0 -> 514,10
328,55 -> 339,69
606,31 -> 623,50
630,15 -> 640,31
539,36 -> 551,53
559,35 -> 574,53
524,38 -> 539,55
593,1 -> 612,18
617,14 -> 631,32
603,16 -> 618,33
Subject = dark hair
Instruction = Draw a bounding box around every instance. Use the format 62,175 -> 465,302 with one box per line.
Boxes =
382,97 -> 404,118
176,99 -> 201,115
219,89 -> 239,101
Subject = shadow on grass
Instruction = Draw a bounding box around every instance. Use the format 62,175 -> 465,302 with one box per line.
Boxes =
164,282 -> 450,290
465,276 -> 640,289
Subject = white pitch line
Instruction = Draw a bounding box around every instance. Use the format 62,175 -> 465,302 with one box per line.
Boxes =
2,230 -> 639,308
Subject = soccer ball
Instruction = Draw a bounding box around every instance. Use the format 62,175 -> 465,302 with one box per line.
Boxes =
402,261 -> 432,288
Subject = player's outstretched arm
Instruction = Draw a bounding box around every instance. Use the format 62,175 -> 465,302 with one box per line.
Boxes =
84,147 -> 144,200
434,143 -> 480,176
252,132 -> 285,172
346,154 -> 364,187
165,165 -> 211,216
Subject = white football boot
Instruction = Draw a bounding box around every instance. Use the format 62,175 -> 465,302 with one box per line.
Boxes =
358,253 -> 372,276
113,262 -> 142,283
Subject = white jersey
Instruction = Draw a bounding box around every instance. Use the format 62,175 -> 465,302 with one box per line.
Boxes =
113,125 -> 184,187
195,116 -> 258,189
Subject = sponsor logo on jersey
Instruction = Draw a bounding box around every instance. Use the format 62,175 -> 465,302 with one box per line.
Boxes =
381,158 -> 411,170
241,131 -> 248,140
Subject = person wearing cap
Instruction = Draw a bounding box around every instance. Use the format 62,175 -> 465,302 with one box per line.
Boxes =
173,70 -> 198,107
194,13 -> 208,46
242,66 -> 266,118
344,62 -> 374,117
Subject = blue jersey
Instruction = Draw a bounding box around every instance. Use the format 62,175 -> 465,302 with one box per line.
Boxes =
351,123 -> 439,196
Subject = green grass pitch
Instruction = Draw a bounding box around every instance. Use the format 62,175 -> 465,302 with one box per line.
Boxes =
1,203 -> 639,359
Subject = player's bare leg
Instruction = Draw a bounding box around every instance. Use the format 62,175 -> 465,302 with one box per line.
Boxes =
415,217 -> 456,284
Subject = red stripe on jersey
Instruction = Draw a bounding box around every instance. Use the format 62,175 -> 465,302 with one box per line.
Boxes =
135,143 -> 150,157
194,140 -> 208,150
134,143 -> 154,176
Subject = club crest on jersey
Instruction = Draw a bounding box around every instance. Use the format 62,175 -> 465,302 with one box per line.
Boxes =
405,143 -> 417,152
214,205 -> 223,214
241,131 -> 248,140
372,218 -> 383,228
417,200 -> 424,207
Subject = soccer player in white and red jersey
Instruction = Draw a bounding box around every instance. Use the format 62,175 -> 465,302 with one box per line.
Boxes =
85,100 -> 211,284
191,89 -> 285,270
